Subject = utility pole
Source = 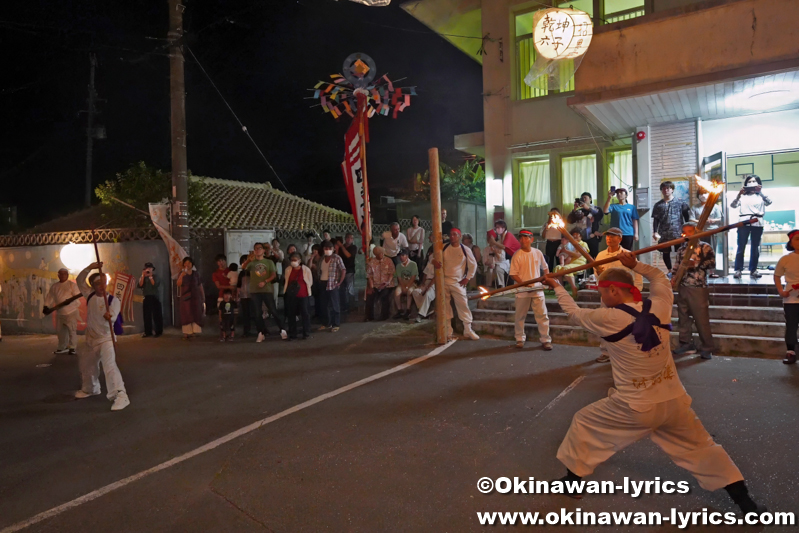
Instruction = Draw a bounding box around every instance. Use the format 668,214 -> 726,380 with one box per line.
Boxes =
168,0 -> 189,253
429,148 -> 447,344
84,53 -> 98,208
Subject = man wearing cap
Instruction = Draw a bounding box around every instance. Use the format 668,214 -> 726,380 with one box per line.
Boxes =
671,221 -> 716,360
393,248 -> 418,320
509,229 -> 552,350
593,228 -> 643,363
431,228 -> 479,340
138,262 -> 163,338
45,268 -> 82,355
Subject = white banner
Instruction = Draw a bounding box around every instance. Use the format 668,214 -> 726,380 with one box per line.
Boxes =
148,203 -> 189,280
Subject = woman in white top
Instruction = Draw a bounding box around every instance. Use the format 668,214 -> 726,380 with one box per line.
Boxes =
542,208 -> 563,272
730,175 -> 772,279
406,215 -> 425,271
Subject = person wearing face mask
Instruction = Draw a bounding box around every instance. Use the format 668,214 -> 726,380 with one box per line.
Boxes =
731,174 -> 772,279
486,219 -> 520,288
316,241 -> 346,332
283,252 -> 313,340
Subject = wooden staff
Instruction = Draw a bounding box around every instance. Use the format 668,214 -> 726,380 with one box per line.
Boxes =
472,218 -> 757,301
91,229 -> 118,347
429,147 -> 447,344
672,181 -> 723,286
549,214 -> 593,264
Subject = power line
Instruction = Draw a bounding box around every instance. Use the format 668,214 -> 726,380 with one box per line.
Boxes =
185,45 -> 290,193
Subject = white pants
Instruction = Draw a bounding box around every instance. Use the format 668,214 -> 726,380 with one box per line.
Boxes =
394,285 -> 414,311
443,280 -> 473,333
79,339 -> 126,400
514,294 -> 551,343
496,259 -> 510,288
557,391 -> 743,492
57,312 -> 78,350
412,285 -> 436,317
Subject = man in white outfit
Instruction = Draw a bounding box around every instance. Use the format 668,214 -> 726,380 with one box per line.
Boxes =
412,261 -> 436,322
542,252 -> 765,516
74,262 -> 130,411
430,228 -> 478,340
509,229 -> 552,350
45,268 -> 82,355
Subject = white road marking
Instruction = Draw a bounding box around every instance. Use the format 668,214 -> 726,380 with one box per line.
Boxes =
1,340 -> 457,533
533,375 -> 586,418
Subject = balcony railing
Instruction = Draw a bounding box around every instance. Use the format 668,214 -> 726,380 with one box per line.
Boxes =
516,34 -> 575,100
604,7 -> 645,24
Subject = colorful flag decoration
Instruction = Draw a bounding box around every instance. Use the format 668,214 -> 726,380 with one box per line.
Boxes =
308,73 -> 416,121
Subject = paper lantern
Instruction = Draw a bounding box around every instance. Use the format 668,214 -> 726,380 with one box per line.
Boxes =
532,8 -> 593,61
60,243 -> 94,272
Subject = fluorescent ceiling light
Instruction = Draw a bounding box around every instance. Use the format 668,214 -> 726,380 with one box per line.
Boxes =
726,80 -> 799,111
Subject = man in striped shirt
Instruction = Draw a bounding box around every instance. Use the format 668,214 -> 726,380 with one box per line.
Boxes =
317,240 -> 346,332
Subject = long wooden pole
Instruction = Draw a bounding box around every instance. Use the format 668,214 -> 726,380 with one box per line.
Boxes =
429,148 -> 447,344
672,189 -> 721,286
471,218 -> 757,301
91,230 -> 118,348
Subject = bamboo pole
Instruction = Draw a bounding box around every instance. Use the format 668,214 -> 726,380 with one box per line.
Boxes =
672,185 -> 722,286
91,229 -> 118,348
429,148 -> 447,344
472,218 -> 757,301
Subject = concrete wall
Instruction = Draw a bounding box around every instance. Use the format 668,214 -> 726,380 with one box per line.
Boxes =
577,0 -> 799,95
0,241 -> 170,336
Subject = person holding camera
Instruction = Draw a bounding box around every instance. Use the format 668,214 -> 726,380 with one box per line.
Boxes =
731,174 -> 772,279
138,262 -> 163,338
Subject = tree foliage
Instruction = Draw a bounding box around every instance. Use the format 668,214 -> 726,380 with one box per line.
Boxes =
412,159 -> 486,203
94,161 -> 210,227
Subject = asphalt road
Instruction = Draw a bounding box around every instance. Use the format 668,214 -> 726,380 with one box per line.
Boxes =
1,322 -> 797,532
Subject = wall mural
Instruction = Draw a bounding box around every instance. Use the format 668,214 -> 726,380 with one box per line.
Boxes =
0,242 -> 166,334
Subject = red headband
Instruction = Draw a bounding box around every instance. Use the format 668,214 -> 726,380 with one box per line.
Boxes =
450,228 -> 461,235
598,280 -> 642,302
519,230 -> 533,237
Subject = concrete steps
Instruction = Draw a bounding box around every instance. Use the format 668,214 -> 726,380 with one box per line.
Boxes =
472,286 -> 786,358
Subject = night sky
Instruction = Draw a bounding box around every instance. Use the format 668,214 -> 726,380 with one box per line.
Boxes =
0,0 -> 484,228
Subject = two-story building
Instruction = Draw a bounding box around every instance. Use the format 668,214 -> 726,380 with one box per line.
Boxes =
403,0 -> 799,274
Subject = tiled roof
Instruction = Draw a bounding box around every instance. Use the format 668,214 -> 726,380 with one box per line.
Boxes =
190,177 -> 353,230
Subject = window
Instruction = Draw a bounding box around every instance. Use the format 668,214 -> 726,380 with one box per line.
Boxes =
607,149 -> 633,199
518,160 -> 551,228
604,0 -> 644,23
561,154 -> 596,213
515,9 -> 576,100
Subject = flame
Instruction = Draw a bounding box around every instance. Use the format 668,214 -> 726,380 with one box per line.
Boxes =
547,213 -> 566,229
695,175 -> 724,194
479,286 -> 490,300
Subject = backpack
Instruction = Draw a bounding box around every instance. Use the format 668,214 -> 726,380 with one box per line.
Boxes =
87,293 -> 124,335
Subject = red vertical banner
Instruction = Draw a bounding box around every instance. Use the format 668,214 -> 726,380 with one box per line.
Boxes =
340,91 -> 372,252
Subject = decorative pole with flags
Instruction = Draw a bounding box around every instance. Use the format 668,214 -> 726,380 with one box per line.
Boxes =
310,53 -> 416,253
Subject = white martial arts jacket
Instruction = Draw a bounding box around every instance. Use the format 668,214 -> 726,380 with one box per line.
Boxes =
555,262 -> 686,407
45,280 -> 82,316
77,268 -> 120,345
442,243 -> 477,283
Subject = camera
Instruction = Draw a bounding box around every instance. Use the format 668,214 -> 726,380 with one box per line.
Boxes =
575,198 -> 582,204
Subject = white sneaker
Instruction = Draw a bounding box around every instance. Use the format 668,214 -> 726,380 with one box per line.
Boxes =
111,391 -> 130,411
256,332 -> 265,343
463,329 -> 480,341
280,329 -> 288,340
54,348 -> 69,354
74,390 -> 100,399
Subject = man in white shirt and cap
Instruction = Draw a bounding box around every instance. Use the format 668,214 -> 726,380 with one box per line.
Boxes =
542,252 -> 765,516
44,268 -> 82,355
381,222 -> 409,266
509,229 -> 552,350
74,262 -> 130,411
430,227 -> 479,340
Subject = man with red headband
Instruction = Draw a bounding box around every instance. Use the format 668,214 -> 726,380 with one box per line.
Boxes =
542,252 -> 765,516
509,229 -> 551,350
431,227 -> 478,340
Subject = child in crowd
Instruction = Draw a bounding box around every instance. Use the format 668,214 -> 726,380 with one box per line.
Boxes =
218,289 -> 237,341
482,242 -> 505,289
556,236 -> 575,267
553,230 -> 590,298
227,263 -> 239,299
776,229 -> 799,364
